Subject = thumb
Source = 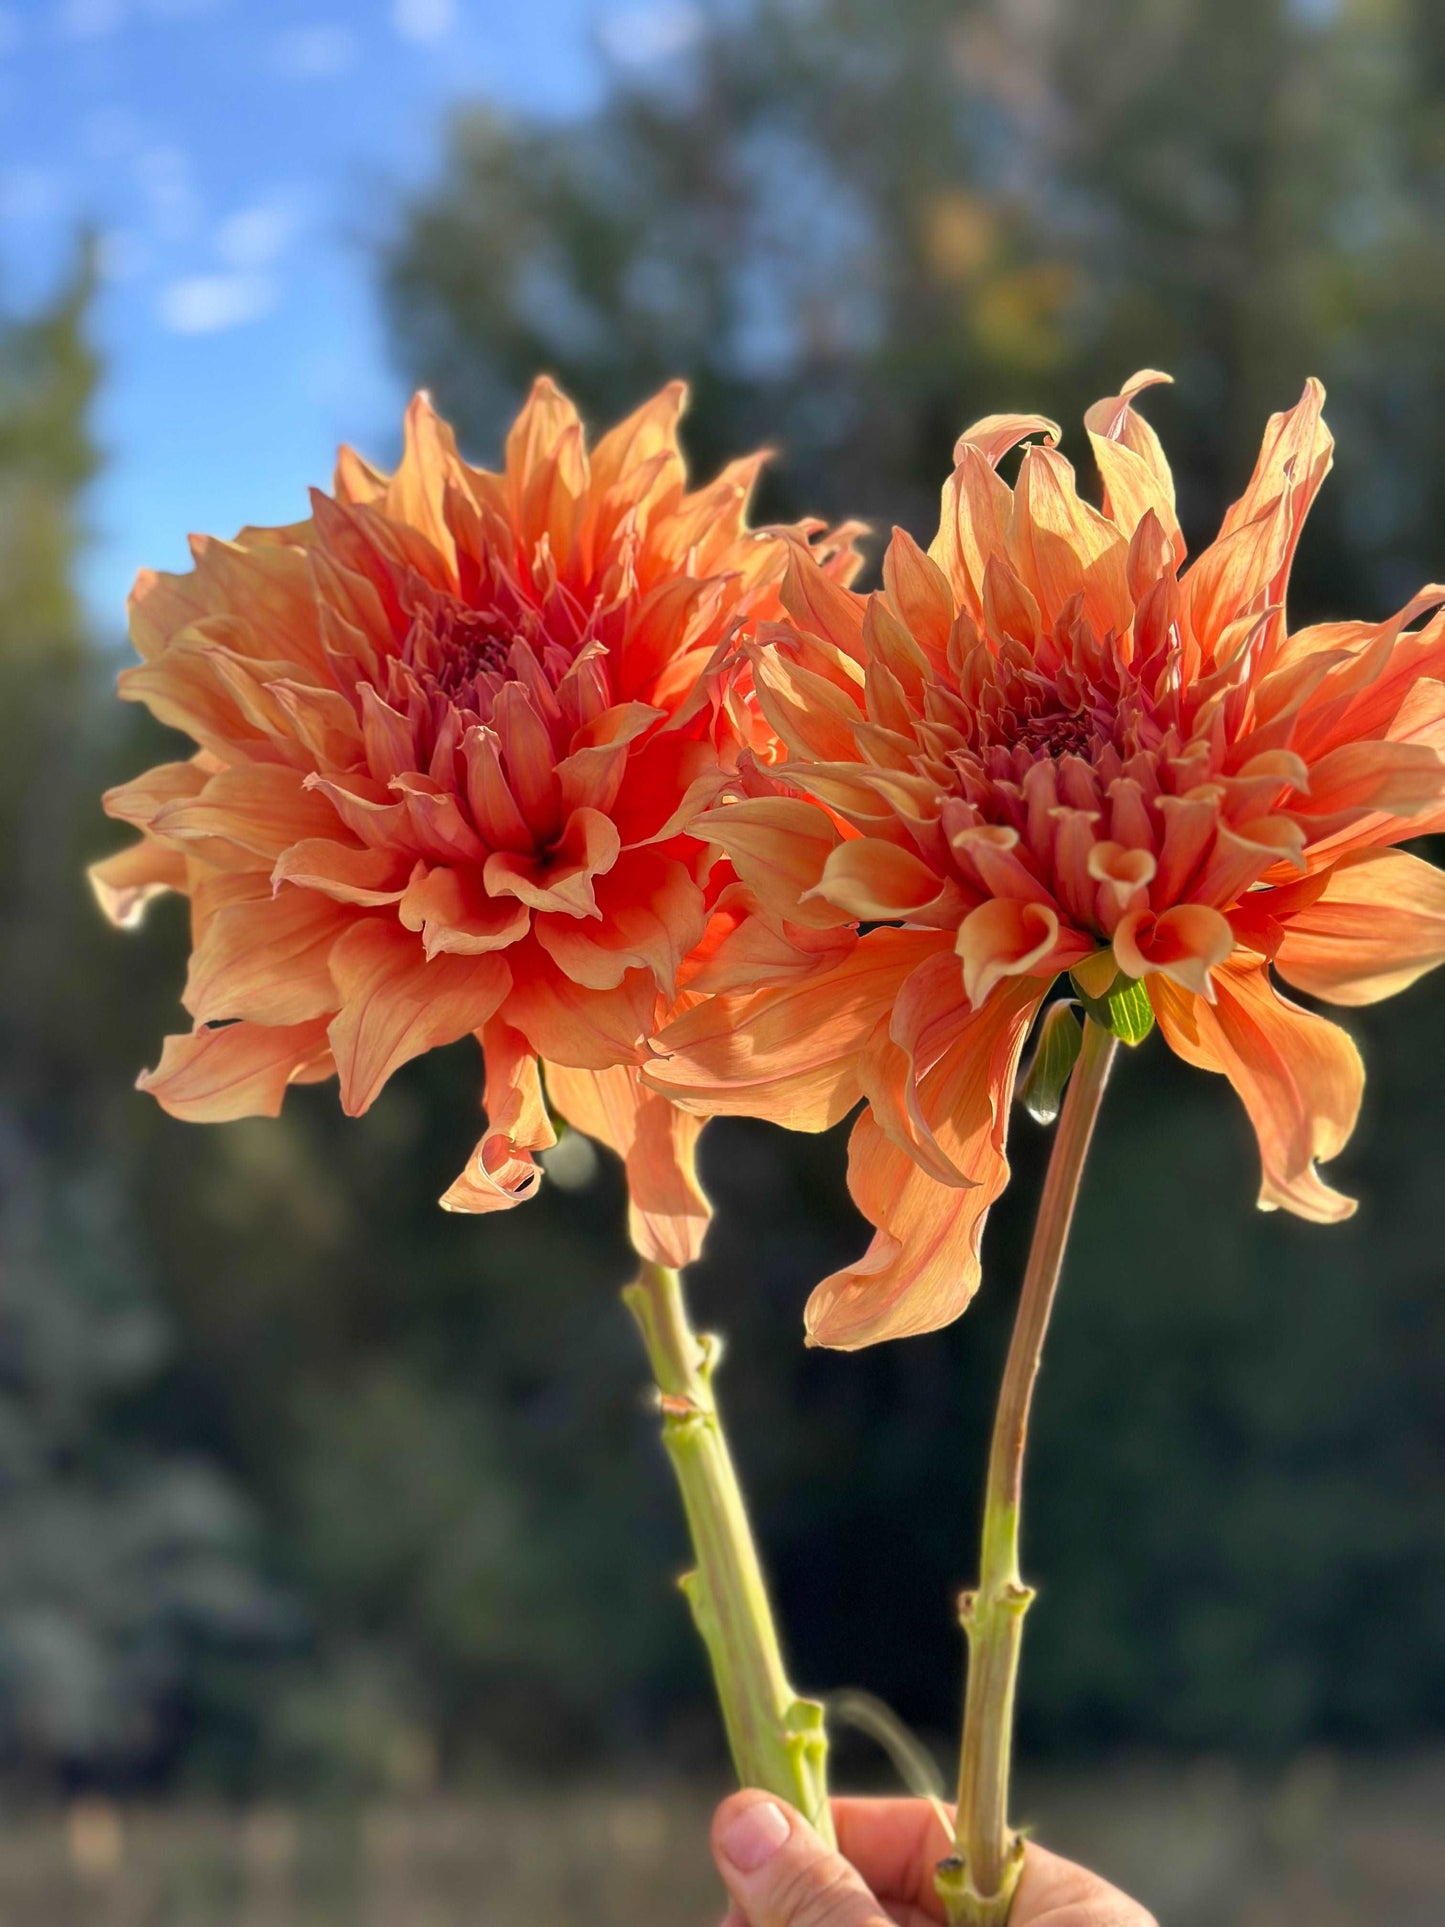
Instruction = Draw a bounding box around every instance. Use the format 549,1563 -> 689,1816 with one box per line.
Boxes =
711,1792 -> 891,1927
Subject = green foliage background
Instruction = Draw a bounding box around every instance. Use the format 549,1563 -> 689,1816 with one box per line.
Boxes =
3,0 -> 1443,1793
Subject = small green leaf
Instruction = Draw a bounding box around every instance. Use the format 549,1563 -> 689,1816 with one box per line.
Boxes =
1018,1000 -> 1083,1123
1105,976 -> 1155,1045
1069,968 -> 1156,1046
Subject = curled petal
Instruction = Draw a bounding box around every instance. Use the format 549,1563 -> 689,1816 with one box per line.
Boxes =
441,1020 -> 556,1214
138,1018 -> 332,1122
810,836 -> 954,922
545,1062 -> 710,1269
1113,903 -> 1234,999
89,838 -> 187,928
956,897 -> 1061,1006
1272,848 -> 1445,1005
1150,957 -> 1363,1223
397,864 -> 531,956
482,806 -> 621,918
804,977 -> 1047,1349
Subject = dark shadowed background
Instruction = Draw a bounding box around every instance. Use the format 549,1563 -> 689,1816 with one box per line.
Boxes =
3,2 -> 1444,1921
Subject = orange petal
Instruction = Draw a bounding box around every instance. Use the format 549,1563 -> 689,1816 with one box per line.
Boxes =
482,806 -> 620,917
956,898 -> 1061,1006
533,850 -> 706,992
273,839 -> 413,906
690,795 -> 847,931
504,949 -> 660,1070
327,920 -> 511,1115
184,886 -> 349,1025
1150,957 -> 1363,1223
153,762 -> 341,862
138,1018 -> 332,1122
810,836 -> 953,921
88,837 -> 187,928
648,928 -> 951,1130
397,864 -> 530,956
952,410 -> 1061,469
546,1062 -> 711,1269
804,977 -> 1047,1348
1113,903 -> 1234,998
1084,369 -> 1184,562
441,1019 -> 556,1215
1272,848 -> 1445,1005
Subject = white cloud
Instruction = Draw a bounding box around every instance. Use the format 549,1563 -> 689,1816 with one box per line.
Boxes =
0,165 -> 64,224
597,1 -> 703,65
271,23 -> 358,79
215,200 -> 298,270
392,0 -> 454,42
56,0 -> 126,40
158,271 -> 276,335
0,8 -> 24,56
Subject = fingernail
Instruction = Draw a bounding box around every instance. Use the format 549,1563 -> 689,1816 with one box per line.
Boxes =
719,1800 -> 791,1872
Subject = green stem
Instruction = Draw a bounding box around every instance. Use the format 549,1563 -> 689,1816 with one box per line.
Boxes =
937,1018 -> 1119,1926
623,1261 -> 834,1845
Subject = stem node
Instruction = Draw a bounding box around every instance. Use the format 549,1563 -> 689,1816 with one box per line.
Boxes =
624,1261 -> 834,1846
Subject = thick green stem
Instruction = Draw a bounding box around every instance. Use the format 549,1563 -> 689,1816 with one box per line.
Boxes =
623,1261 -> 833,1845
937,1019 -> 1119,1926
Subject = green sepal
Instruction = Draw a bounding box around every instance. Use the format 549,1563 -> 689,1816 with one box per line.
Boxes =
1069,969 -> 1156,1046
1017,1000 -> 1083,1124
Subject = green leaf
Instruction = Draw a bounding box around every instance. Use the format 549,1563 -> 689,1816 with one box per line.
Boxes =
1069,969 -> 1156,1046
1105,976 -> 1156,1045
1018,1000 -> 1083,1123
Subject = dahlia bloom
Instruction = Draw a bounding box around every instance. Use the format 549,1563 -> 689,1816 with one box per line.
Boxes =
92,380 -> 854,1267
650,373 -> 1445,1343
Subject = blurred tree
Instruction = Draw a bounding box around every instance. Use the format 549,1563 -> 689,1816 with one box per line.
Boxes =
0,254 -> 291,1788
380,0 -> 1445,1759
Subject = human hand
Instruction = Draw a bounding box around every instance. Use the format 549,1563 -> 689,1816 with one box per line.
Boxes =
711,1792 -> 1156,1927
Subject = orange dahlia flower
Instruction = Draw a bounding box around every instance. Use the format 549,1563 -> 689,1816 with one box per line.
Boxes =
91,379 -> 854,1267
650,373 -> 1445,1344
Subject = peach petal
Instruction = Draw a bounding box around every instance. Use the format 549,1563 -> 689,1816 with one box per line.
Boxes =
956,897 -> 1061,1007
88,838 -> 188,928
1113,903 -> 1234,998
534,851 -> 706,992
153,763 -> 341,862
440,1019 -> 555,1214
804,976 -> 1048,1348
545,1061 -> 711,1269
648,928 -> 950,1130
1272,848 -> 1445,1005
184,887 -> 349,1025
327,920 -> 511,1115
272,839 -> 413,906
138,1018 -> 332,1122
397,864 -> 531,956
1150,957 -> 1362,1223
691,795 -> 847,931
482,806 -> 621,918
809,836 -> 953,922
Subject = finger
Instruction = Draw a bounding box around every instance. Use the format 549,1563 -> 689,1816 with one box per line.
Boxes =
831,1798 -> 953,1916
712,1791 -> 892,1927
1013,1842 -> 1158,1927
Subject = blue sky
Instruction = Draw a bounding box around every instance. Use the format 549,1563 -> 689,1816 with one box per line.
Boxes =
0,0 -> 703,629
